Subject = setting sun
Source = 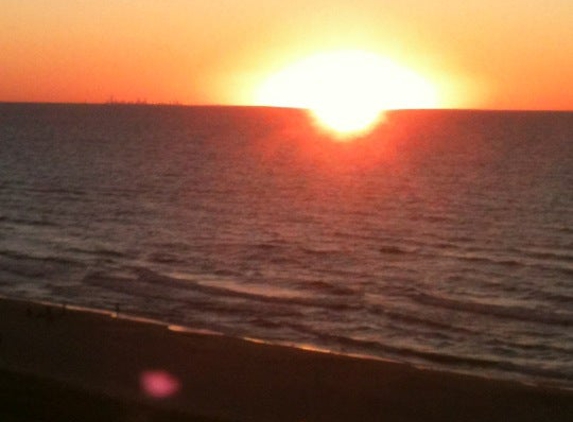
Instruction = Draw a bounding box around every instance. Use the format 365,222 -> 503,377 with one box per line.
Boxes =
255,50 -> 439,136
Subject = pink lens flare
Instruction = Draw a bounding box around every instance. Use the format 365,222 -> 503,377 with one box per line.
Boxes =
140,370 -> 181,398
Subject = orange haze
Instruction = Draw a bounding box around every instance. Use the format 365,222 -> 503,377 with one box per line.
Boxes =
1,1 -> 572,110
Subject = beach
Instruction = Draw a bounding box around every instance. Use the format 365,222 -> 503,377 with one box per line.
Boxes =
0,297 -> 571,422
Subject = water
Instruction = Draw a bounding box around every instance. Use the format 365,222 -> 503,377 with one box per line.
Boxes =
1,103 -> 572,389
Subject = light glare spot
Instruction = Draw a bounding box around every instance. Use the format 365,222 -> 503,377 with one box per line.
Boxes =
140,370 -> 181,399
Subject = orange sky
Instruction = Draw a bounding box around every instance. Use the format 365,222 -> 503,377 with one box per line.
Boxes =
1,1 -> 572,110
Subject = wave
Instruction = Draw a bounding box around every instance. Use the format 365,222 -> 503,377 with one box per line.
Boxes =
514,247 -> 573,264
0,249 -> 78,266
146,252 -> 189,265
378,245 -> 412,255
82,267 -> 363,313
4,186 -> 87,197
0,216 -> 58,228
442,250 -> 573,278
295,279 -> 360,297
269,323 -> 573,384
367,304 -> 478,335
414,291 -> 573,327
0,250 -> 81,279
449,253 -> 523,267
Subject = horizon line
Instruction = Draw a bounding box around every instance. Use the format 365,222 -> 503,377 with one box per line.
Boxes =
0,100 -> 571,113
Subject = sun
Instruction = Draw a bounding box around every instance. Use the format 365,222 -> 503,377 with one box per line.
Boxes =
255,50 -> 439,137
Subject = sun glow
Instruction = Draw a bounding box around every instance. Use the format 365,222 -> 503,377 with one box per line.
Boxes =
256,50 -> 439,137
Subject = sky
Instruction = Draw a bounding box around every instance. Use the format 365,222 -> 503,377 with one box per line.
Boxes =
1,0 -> 572,110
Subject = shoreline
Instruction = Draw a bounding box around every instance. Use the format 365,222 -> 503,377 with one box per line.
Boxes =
3,295 -> 570,392
1,296 -> 572,421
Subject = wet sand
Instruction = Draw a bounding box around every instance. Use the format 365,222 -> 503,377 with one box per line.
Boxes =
0,297 -> 571,421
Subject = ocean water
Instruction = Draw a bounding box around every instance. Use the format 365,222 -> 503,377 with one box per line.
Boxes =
1,103 -> 572,389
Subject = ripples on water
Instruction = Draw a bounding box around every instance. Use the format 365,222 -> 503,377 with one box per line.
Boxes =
1,103 -> 572,388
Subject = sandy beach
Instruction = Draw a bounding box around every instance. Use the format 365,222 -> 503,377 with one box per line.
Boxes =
0,297 -> 571,422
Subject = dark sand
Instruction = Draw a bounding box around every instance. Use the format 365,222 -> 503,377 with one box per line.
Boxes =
0,297 -> 571,421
